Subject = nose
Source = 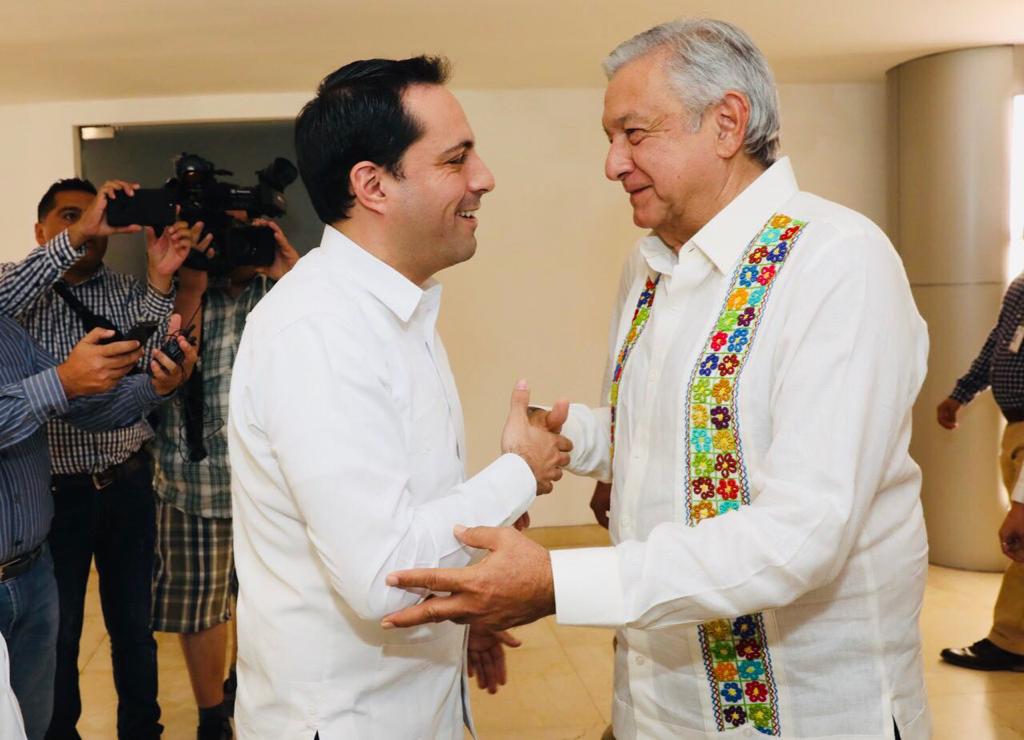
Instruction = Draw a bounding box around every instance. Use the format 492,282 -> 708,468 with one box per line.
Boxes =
470,153 -> 496,195
605,137 -> 633,182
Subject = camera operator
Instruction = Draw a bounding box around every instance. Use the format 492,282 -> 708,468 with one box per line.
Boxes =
150,213 -> 298,740
0,176 -> 198,740
0,313 -> 198,740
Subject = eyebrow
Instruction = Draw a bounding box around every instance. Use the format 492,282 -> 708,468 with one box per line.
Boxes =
58,206 -> 83,215
439,140 -> 474,159
602,114 -> 640,135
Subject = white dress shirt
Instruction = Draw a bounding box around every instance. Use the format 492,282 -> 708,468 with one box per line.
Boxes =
552,158 -> 931,739
228,226 -> 535,739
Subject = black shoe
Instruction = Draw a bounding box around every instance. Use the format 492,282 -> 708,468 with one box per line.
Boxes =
940,638 -> 1024,671
196,717 -> 232,740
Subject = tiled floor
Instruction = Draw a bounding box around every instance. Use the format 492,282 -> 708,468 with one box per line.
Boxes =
71,527 -> 1024,739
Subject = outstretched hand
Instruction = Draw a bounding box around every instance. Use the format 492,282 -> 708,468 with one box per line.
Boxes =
382,524 -> 555,632
501,380 -> 572,494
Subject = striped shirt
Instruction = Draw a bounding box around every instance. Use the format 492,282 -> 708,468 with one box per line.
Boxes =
153,277 -> 270,518
0,230 -> 174,474
0,315 -> 162,562
951,273 -> 1024,412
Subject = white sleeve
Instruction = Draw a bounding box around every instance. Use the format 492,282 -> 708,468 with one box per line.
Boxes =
258,316 -> 537,621
560,243 -> 650,483
553,227 -> 929,628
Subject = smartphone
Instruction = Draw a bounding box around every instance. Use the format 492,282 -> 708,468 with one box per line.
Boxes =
105,189 -> 177,228
124,321 -> 160,344
98,320 -> 159,346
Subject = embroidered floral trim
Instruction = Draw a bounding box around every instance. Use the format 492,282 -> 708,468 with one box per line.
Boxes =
609,275 -> 660,461
685,213 -> 808,735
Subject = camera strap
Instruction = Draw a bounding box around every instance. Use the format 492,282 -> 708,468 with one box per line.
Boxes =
52,281 -> 121,335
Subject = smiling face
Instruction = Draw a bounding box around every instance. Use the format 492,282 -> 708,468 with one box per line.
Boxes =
35,189 -> 107,273
602,50 -> 722,247
383,84 -> 495,279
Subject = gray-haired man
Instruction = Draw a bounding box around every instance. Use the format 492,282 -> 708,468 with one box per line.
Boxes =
383,18 -> 930,739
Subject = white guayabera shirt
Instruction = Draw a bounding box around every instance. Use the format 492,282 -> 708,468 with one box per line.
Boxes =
553,158 -> 931,739
228,226 -> 535,739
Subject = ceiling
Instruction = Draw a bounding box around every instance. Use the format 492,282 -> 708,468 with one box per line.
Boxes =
4,0 -> 1022,103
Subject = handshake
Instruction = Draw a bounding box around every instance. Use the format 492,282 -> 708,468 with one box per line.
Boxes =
498,379 -> 573,496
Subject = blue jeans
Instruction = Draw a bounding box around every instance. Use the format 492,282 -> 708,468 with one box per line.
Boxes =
0,545 -> 60,740
45,452 -> 162,740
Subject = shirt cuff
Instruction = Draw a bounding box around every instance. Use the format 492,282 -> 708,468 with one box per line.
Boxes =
551,546 -> 626,628
47,230 -> 85,271
142,283 -> 176,319
561,403 -> 612,481
949,386 -> 975,405
470,452 -> 536,526
22,367 -> 69,423
132,375 -> 163,406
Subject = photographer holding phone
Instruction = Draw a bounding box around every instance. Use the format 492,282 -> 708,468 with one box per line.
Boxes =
0,177 -> 199,740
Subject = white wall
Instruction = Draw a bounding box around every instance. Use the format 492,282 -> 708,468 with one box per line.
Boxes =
0,82 -> 887,526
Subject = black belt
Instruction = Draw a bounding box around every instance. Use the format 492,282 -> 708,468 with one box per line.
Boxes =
0,544 -> 42,582
1005,408 -> 1024,423
52,448 -> 150,491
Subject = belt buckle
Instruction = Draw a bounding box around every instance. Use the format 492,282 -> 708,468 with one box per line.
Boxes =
91,471 -> 114,490
0,563 -> 7,581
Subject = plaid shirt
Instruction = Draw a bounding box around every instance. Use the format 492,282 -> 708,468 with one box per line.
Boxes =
153,277 -> 271,518
0,231 -> 174,474
951,273 -> 1024,412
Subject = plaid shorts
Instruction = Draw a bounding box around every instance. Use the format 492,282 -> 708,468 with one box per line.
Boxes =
151,498 -> 236,633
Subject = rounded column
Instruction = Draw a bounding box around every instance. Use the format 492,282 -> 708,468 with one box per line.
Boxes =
889,46 -> 1020,571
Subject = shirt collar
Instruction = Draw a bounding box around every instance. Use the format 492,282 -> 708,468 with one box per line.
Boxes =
689,156 -> 799,274
319,225 -> 430,324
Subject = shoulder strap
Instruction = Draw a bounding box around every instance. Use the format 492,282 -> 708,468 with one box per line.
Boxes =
52,281 -> 120,335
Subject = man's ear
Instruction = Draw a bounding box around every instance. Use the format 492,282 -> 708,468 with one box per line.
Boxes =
711,90 -> 751,160
350,161 -> 388,216
34,222 -> 45,246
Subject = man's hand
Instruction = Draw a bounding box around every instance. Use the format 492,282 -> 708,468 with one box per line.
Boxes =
937,397 -> 962,430
253,218 -> 300,281
149,314 -> 199,396
590,481 -> 612,529
66,180 -> 142,247
56,328 -> 142,399
382,525 -> 556,632
1000,502 -> 1024,562
467,626 -> 521,694
146,220 -> 214,293
501,380 -> 572,494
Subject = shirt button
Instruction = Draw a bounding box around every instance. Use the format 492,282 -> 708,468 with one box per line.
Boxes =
634,655 -> 646,666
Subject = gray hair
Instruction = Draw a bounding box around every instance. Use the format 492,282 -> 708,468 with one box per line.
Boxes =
604,18 -> 780,167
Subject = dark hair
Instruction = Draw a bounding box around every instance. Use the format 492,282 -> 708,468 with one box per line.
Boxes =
37,178 -> 97,222
294,56 -> 450,224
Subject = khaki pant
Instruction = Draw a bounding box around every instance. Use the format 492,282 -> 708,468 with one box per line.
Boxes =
990,421 -> 1024,654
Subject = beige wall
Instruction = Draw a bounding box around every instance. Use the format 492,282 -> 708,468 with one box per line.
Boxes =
0,82 -> 887,526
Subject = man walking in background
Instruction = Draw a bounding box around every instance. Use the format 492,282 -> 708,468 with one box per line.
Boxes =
937,272 -> 1024,671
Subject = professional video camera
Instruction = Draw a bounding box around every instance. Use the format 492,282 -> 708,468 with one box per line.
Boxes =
106,152 -> 298,274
